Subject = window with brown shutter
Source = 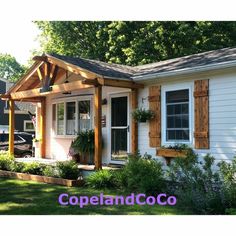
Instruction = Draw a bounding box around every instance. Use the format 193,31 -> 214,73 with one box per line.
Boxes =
194,79 -> 209,149
149,85 -> 161,147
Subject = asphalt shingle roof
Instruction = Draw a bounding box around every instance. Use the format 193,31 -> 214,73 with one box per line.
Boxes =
49,53 -> 135,80
48,47 -> 236,80
133,47 -> 236,77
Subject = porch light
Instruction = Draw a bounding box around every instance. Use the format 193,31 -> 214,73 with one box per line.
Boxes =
62,71 -> 72,95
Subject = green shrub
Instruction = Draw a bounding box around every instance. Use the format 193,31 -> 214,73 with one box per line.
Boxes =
86,169 -> 117,189
22,162 -> 45,175
218,157 -> 236,210
42,165 -> 59,178
167,152 -> 226,214
119,153 -> 166,195
11,162 -> 25,173
0,154 -> 14,171
56,160 -> 79,180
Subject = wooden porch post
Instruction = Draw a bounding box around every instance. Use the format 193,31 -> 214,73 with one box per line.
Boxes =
39,97 -> 46,158
131,89 -> 138,153
9,99 -> 15,156
94,85 -> 102,170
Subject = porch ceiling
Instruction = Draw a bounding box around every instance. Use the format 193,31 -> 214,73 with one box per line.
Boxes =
0,54 -> 143,101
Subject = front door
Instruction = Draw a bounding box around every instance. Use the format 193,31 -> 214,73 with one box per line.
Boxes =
110,94 -> 130,162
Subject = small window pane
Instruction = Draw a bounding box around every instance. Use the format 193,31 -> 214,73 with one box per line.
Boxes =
167,105 -> 175,115
66,102 -> 76,135
181,103 -> 189,114
52,104 -> 56,134
166,130 -> 189,141
166,89 -> 189,103
78,100 -> 91,131
25,122 -> 34,131
111,128 -> 128,161
57,103 -> 64,135
111,97 -> 127,127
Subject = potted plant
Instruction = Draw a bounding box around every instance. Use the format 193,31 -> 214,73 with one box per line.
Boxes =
69,130 -> 95,164
32,138 -> 41,148
132,108 -> 155,123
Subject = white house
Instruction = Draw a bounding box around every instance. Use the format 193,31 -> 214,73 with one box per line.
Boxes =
1,47 -> 236,169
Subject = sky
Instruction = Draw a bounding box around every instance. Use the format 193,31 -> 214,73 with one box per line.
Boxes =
0,20 -> 40,65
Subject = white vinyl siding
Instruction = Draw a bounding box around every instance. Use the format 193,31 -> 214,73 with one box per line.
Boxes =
204,74 -> 236,160
138,72 -> 236,164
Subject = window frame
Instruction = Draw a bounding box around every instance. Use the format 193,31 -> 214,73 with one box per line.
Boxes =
24,120 -> 35,132
161,82 -> 194,146
52,95 -> 93,138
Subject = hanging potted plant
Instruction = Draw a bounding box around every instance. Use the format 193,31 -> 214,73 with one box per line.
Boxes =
132,108 -> 155,123
33,138 -> 41,148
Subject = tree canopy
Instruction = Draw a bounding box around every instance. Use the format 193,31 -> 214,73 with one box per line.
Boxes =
35,21 -> 236,66
0,53 -> 26,82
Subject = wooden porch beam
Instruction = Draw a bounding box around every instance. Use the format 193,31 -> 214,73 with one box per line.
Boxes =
44,62 -> 51,78
94,85 -> 102,170
37,67 -> 44,81
49,65 -> 59,86
39,97 -> 46,158
9,100 -> 15,156
10,61 -> 44,93
0,94 -> 10,100
131,89 -> 138,153
33,55 -> 97,80
10,80 -> 93,100
15,98 -> 43,103
82,79 -> 99,86
97,77 -> 144,89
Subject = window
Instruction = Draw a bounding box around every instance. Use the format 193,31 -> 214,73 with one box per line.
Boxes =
52,98 -> 92,136
78,100 -> 91,131
57,103 -> 65,135
165,89 -> 190,142
52,104 -> 56,134
24,121 -> 35,132
66,102 -> 76,135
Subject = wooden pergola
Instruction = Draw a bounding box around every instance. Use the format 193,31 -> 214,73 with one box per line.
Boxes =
0,54 -> 144,170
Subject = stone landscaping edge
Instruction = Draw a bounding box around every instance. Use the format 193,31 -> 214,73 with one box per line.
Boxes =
0,170 -> 84,187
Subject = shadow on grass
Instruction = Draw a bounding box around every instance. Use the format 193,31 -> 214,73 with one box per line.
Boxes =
0,178 -> 192,215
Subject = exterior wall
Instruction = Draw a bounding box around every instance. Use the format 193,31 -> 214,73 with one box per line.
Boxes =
138,69 -> 236,164
43,86 -> 131,163
37,68 -> 236,164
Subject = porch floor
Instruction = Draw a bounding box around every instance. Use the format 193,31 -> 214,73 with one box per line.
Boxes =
14,158 -> 122,171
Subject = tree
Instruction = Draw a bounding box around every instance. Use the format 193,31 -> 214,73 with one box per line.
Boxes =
35,21 -> 236,66
0,54 -> 26,82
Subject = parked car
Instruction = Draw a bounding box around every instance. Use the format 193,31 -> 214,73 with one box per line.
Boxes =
0,131 -> 34,158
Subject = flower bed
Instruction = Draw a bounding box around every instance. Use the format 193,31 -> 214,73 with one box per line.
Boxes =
0,170 -> 84,187
0,152 -> 84,187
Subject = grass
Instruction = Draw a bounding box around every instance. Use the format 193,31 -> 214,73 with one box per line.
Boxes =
0,177 -> 193,215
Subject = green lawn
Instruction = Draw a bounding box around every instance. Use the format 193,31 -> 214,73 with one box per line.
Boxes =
0,177 -> 192,215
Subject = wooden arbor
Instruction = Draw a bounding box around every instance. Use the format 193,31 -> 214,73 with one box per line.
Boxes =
0,54 -> 144,170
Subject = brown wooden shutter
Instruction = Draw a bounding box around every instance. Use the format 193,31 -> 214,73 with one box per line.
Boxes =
149,85 -> 161,147
194,79 -> 209,149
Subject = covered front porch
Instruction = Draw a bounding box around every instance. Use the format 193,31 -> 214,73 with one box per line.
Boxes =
0,54 -> 143,169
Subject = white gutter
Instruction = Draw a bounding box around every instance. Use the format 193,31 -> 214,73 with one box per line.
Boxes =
132,60 -> 236,81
